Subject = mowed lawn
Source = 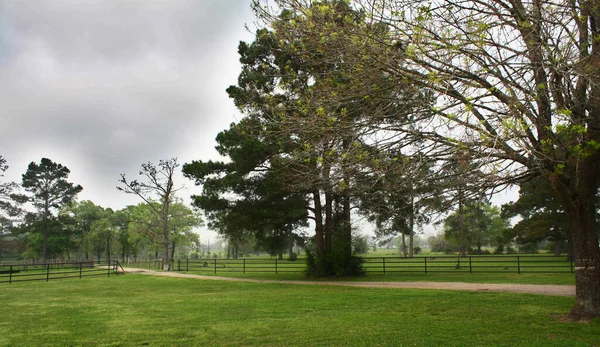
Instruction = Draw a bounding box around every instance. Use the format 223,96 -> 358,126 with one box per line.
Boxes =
0,275 -> 598,346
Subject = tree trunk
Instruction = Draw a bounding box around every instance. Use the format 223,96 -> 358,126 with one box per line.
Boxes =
106,237 -> 110,262
162,215 -> 169,271
171,240 -> 176,260
409,195 -> 414,258
549,164 -> 600,318
401,233 -> 406,257
42,211 -> 48,264
288,236 -> 294,259
324,191 -> 333,254
342,194 -> 352,259
567,232 -> 575,261
458,192 -> 466,258
568,196 -> 600,319
554,240 -> 561,257
313,189 -> 325,257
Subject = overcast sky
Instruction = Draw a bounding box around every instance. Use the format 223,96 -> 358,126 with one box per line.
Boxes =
0,0 -> 258,240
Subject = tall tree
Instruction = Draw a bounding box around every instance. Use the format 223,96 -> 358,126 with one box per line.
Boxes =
118,158 -> 181,270
503,179 -> 573,257
21,158 -> 82,263
444,202 -> 508,254
255,0 -> 600,318
0,156 -> 25,222
183,122 -> 308,261
60,200 -> 105,260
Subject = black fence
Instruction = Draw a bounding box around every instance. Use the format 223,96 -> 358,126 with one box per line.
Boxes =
0,260 -> 124,284
127,255 -> 575,275
362,255 -> 574,274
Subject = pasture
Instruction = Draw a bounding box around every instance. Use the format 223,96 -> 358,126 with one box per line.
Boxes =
0,274 -> 597,346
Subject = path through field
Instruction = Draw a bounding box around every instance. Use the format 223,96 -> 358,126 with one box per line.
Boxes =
125,268 -> 575,297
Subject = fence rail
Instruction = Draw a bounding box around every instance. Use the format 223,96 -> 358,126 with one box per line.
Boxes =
0,260 -> 124,284
126,255 -> 574,275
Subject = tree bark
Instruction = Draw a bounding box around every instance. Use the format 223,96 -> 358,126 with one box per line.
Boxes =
548,162 -> 600,318
313,189 -> 325,257
458,190 -> 466,258
324,191 -> 333,254
568,194 -> 600,319
171,240 -> 176,260
409,195 -> 414,257
342,194 -> 352,259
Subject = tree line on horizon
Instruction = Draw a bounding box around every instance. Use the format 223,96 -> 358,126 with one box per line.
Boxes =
0,156 -> 202,264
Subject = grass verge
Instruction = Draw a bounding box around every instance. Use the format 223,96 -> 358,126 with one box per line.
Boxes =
0,275 -> 595,346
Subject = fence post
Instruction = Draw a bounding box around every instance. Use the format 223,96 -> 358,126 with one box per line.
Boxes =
214,259 -> 217,274
243,259 -> 246,274
570,258 -> 574,273
46,264 -> 50,282
79,262 -> 82,279
469,257 -> 472,274
108,261 -> 110,277
9,265 -> 12,284
186,258 -> 189,272
383,258 -> 386,274
177,260 -> 181,272
517,256 -> 521,274
275,259 -> 278,274
424,257 -> 427,274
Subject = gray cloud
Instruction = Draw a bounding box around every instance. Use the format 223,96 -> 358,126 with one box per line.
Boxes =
0,0 -> 256,211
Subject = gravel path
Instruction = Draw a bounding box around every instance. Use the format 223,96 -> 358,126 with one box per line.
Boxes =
125,268 -> 575,297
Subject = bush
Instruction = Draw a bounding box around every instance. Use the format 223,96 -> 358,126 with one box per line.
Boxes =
288,252 -> 298,261
413,246 -> 421,255
518,242 -> 539,254
494,245 -> 505,254
506,246 -> 517,254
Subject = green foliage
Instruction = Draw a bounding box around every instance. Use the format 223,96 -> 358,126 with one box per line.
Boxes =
21,158 -> 82,262
21,158 -> 83,213
444,202 -> 509,252
351,234 -> 369,254
502,178 -> 572,256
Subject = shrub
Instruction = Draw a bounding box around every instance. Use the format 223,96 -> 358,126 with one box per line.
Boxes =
413,246 -> 422,255
494,245 -> 505,254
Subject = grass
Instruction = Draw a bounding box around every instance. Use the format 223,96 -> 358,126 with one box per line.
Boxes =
0,275 -> 597,346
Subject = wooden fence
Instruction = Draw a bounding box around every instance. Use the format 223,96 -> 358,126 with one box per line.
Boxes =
0,260 -> 124,284
127,255 -> 574,275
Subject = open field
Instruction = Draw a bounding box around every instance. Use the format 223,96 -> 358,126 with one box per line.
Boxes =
0,275 -> 597,346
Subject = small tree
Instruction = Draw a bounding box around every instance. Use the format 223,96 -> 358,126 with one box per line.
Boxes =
118,158 -> 181,270
22,158 -> 82,263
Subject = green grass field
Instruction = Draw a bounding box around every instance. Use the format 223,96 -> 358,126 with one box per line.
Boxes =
0,275 -> 597,346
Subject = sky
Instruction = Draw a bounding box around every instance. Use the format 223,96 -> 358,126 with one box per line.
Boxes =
0,0 -> 260,240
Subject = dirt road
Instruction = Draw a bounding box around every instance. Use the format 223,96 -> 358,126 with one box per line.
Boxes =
125,268 -> 575,297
